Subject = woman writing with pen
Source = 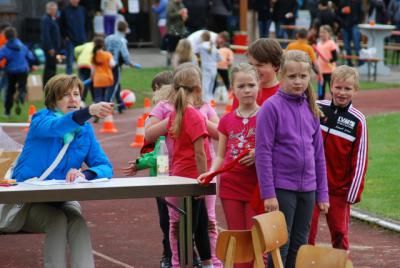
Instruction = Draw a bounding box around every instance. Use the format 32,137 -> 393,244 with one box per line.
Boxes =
8,74 -> 113,268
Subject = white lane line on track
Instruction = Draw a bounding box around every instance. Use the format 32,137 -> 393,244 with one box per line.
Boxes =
97,131 -> 136,143
93,250 -> 135,268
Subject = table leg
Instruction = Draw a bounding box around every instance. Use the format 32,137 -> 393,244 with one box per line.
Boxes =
179,198 -> 186,268
185,196 -> 193,267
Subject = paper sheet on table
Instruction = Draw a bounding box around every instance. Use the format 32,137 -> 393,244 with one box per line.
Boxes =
23,178 -> 109,186
128,0 -> 139,13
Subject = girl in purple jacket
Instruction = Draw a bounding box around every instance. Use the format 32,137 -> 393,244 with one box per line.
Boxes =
255,50 -> 329,268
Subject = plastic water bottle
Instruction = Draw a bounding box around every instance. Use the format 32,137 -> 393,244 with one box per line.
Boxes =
156,136 -> 169,176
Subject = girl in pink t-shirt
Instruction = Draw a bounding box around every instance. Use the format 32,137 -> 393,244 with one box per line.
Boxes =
316,25 -> 338,100
145,65 -> 221,268
199,63 -> 259,238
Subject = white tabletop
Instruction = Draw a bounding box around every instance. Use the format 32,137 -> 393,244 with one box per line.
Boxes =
358,24 -> 395,31
0,176 -> 216,203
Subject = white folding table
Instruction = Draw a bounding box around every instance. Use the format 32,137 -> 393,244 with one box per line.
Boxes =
0,176 -> 216,267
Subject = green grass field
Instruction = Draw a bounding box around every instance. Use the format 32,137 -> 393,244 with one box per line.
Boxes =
355,112 -> 400,221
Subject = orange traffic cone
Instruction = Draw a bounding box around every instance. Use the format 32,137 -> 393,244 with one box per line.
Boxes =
224,94 -> 233,115
142,97 -> 151,120
130,117 -> 145,148
210,99 -> 216,109
100,114 -> 118,133
23,105 -> 36,132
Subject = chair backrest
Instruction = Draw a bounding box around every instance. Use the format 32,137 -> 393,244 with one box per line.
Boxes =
216,230 -> 255,266
295,245 -> 353,268
0,151 -> 21,179
252,211 -> 288,268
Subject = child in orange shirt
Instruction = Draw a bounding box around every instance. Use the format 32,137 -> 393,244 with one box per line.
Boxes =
92,36 -> 115,104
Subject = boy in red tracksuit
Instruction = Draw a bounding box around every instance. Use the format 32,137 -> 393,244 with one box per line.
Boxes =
308,65 -> 368,250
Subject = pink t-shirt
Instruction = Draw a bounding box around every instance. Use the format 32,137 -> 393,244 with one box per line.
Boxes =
167,106 -> 212,179
149,100 -> 174,169
217,110 -> 258,201
316,39 -> 338,74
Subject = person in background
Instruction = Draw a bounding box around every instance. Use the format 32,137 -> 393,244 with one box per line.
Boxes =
255,0 -> 272,38
0,22 -> 10,99
0,27 -> 35,117
59,0 -> 87,74
101,0 -> 123,36
368,0 -> 388,24
165,0 -> 188,66
255,50 -> 329,268
336,0 -> 363,66
152,0 -> 169,54
91,36 -> 115,120
10,74 -> 113,268
41,1 -> 61,88
315,25 -> 338,100
194,31 -> 222,102
272,0 -> 298,40
309,65 -> 368,250
287,28 -> 318,72
171,38 -> 197,69
215,31 -> 234,94
74,39 -> 95,102
105,20 -> 140,113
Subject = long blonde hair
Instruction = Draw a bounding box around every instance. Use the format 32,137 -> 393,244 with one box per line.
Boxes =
175,39 -> 194,65
279,50 -> 322,118
170,67 -> 202,137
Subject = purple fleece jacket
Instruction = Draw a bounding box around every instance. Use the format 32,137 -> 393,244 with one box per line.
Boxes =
255,90 -> 328,203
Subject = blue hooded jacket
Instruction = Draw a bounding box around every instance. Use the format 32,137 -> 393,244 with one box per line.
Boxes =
12,109 -> 113,182
0,38 -> 34,74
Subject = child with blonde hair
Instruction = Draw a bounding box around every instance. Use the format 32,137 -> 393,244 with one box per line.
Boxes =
309,65 -> 368,250
316,25 -> 338,100
255,50 -> 329,268
199,63 -> 259,268
172,38 -> 197,69
145,64 -> 221,268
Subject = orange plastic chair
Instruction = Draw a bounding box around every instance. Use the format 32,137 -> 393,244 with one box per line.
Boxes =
295,245 -> 354,268
251,211 -> 288,268
216,230 -> 256,268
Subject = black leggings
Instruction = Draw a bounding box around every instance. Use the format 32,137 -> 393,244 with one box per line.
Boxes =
319,73 -> 331,100
5,72 -> 27,115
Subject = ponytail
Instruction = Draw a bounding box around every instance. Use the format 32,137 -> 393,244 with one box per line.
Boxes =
170,87 -> 187,137
92,36 -> 105,66
305,82 -> 323,118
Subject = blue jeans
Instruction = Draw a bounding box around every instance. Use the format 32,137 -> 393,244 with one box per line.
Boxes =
341,26 -> 361,65
259,19 -> 272,38
65,40 -> 75,74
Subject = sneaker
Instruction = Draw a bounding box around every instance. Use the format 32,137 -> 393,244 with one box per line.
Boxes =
193,256 -> 202,268
160,256 -> 171,268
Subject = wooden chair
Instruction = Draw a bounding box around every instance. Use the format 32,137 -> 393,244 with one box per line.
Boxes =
251,211 -> 288,268
216,230 -> 256,268
295,245 -> 353,268
0,151 -> 21,178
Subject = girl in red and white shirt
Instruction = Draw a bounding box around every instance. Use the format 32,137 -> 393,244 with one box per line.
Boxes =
199,63 -> 259,235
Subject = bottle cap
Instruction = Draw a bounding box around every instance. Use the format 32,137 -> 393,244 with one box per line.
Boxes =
159,136 -> 165,141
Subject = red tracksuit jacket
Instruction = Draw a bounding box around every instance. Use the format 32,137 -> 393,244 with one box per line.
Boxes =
317,100 -> 368,204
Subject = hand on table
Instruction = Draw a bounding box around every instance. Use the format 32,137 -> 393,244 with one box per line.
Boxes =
122,160 -> 138,176
66,168 -> 85,183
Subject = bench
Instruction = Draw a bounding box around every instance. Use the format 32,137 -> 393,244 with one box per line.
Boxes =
339,55 -> 381,81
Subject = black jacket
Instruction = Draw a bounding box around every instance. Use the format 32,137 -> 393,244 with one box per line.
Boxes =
41,14 -> 61,52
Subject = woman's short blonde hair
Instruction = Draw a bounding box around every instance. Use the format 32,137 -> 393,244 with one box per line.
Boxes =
44,74 -> 83,109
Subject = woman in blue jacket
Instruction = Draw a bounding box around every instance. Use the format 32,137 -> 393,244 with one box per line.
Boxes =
12,74 -> 113,268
